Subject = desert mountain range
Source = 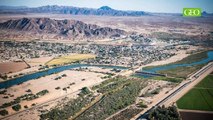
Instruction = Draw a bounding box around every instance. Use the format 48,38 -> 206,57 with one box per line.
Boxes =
0,18 -> 126,40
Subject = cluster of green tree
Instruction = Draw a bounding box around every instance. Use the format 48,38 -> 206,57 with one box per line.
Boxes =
36,90 -> 49,96
24,105 -> 28,109
78,87 -> 91,96
97,78 -> 130,94
111,68 -> 121,73
55,87 -> 60,90
12,104 -> 21,111
0,109 -> 8,116
75,80 -> 145,120
0,98 -> 20,109
0,89 -> 7,94
54,74 -> 67,80
0,90 -> 49,109
61,74 -> 67,77
92,76 -> 128,91
100,73 -> 115,79
101,75 -> 112,79
0,74 -> 8,80
137,101 -> 148,108
40,94 -> 93,120
141,88 -> 161,97
38,65 -> 49,70
16,94 -> 38,101
148,105 -> 180,120
54,76 -> 62,80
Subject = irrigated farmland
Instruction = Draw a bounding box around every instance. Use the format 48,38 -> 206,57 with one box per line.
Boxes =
195,74 -> 213,89
177,75 -> 213,111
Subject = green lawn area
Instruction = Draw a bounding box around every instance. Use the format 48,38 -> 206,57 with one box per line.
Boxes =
177,75 -> 213,111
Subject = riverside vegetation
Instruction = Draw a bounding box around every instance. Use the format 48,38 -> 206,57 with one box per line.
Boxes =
143,51 -> 211,79
0,90 -> 49,109
40,76 -> 147,120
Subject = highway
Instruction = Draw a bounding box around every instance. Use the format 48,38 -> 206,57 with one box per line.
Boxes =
134,62 -> 213,120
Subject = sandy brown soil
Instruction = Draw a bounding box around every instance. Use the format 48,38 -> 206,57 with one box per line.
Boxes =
0,68 -> 110,119
0,56 -> 54,81
0,62 -> 28,74
26,56 -> 53,67
137,80 -> 174,104
1,91 -> 79,120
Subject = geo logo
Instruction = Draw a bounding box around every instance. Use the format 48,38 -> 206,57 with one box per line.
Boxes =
183,8 -> 202,17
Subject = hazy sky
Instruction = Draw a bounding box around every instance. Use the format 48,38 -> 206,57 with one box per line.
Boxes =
0,0 -> 212,13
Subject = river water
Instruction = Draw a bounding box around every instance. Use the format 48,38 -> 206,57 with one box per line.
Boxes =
1,51 -> 213,89
0,64 -> 127,89
137,51 -> 213,77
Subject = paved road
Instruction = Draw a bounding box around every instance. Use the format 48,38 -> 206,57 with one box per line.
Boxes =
132,62 -> 213,120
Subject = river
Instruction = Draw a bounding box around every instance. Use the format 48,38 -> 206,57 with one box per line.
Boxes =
137,51 -> 213,77
0,64 -> 127,89
1,51 -> 213,89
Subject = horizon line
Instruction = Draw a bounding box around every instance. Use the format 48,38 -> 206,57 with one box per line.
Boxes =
0,5 -> 212,14
0,5 -> 191,14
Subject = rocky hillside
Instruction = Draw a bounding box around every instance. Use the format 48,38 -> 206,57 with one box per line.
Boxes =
0,18 -> 126,40
0,5 -> 147,16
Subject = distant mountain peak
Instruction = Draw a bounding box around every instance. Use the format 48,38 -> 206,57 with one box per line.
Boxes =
0,5 -> 148,16
98,6 -> 113,11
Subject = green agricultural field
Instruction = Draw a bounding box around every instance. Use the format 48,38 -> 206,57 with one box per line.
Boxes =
195,75 -> 213,88
177,75 -> 213,111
